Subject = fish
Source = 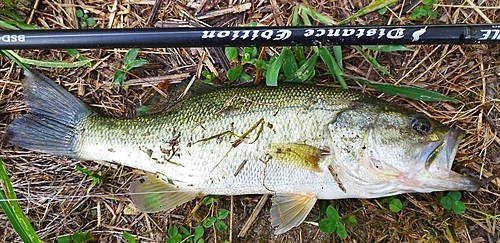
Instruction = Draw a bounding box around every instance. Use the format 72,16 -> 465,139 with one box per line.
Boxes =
5,69 -> 480,234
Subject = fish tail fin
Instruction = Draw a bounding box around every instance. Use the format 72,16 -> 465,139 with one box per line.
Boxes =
4,69 -> 93,157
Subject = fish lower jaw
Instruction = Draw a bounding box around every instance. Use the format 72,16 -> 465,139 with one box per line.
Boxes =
393,171 -> 480,193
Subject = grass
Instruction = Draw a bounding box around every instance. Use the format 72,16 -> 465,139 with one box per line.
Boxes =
0,159 -> 42,243
0,0 -> 499,242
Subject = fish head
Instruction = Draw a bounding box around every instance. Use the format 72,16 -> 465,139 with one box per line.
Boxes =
328,99 -> 480,195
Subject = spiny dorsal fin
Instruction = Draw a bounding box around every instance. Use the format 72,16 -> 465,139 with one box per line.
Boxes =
270,193 -> 318,234
140,79 -> 220,115
129,175 -> 201,213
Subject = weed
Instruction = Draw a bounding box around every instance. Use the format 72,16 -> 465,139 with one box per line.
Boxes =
56,230 -> 95,243
377,196 -> 408,213
318,205 -> 348,239
112,48 -> 149,87
75,9 -> 96,29
225,47 -> 263,82
203,209 -> 229,232
166,225 -> 204,243
343,214 -> 358,228
410,0 -> 438,20
440,191 -> 466,214
74,166 -> 105,193
202,195 -> 220,206
202,70 -> 218,83
198,195 -> 229,242
389,198 -> 403,213
121,232 -> 137,243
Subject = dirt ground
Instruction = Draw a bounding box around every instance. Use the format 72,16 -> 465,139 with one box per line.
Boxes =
1,0 -> 499,242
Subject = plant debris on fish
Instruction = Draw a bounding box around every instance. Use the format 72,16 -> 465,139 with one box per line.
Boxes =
5,69 -> 480,234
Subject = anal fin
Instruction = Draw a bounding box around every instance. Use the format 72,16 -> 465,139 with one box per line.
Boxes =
270,193 -> 318,234
129,175 -> 201,213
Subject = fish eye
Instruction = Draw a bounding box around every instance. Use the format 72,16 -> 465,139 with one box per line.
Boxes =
410,114 -> 432,135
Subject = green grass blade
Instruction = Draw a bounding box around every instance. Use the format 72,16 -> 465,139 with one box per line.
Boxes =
372,83 -> 462,102
266,54 -> 283,86
0,159 -> 42,243
19,56 -> 90,68
65,49 -> 90,63
353,46 -> 392,77
300,5 -> 338,25
339,0 -> 398,25
0,20 -> 19,30
0,10 -> 24,22
318,47 -> 348,89
3,50 -> 90,68
299,7 -> 312,26
289,53 -> 317,83
1,50 -> 30,70
0,21 -> 90,67
0,20 -> 42,30
342,74 -> 461,102
292,5 -> 301,26
363,45 -> 414,52
281,47 -> 298,79
332,46 -> 343,71
10,21 -> 43,30
293,46 -> 305,63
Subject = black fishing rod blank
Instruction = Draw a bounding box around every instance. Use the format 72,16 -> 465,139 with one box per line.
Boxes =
1,24 -> 499,49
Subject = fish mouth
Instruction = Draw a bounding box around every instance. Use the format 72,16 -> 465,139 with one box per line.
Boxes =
421,129 -> 480,191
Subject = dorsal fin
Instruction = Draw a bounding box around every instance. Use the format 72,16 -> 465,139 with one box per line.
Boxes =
139,78 -> 220,115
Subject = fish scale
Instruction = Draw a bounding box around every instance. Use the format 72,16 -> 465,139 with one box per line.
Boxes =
78,84 -> 356,196
5,69 -> 480,234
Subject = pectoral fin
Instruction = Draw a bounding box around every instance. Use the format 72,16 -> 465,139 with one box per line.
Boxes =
129,175 -> 201,213
267,143 -> 328,172
270,193 -> 318,234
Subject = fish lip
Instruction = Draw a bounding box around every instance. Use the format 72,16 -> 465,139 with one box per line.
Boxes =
424,129 -> 463,175
422,129 -> 481,191
443,128 -> 464,173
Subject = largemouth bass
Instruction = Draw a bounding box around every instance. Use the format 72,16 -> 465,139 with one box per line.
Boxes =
5,69 -> 480,234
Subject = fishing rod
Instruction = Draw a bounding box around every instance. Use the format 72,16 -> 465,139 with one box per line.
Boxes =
0,24 -> 499,49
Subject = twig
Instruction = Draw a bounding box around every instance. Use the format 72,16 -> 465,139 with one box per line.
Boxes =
269,0 -> 284,26
465,0 -> 493,23
238,194 -> 269,237
196,3 -> 251,20
146,0 -> 165,25
484,113 -> 500,135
